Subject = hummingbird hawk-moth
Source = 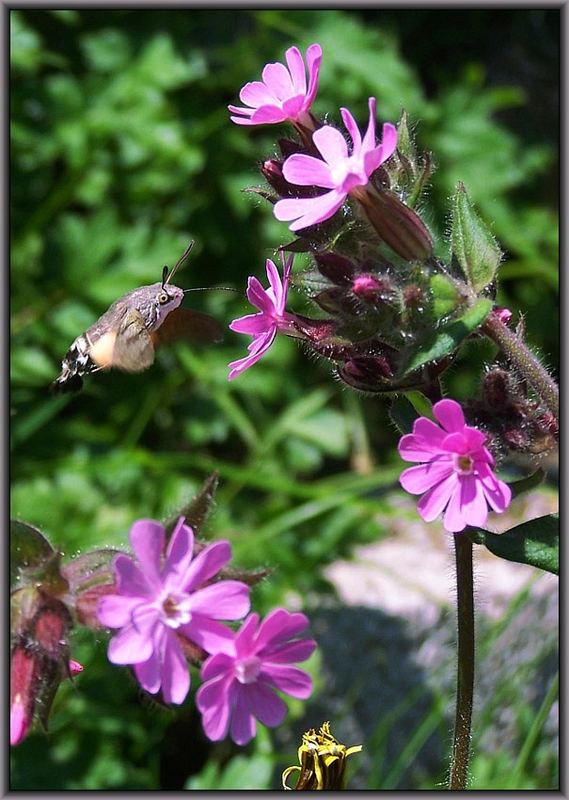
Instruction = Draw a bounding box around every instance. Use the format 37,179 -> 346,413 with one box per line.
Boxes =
50,242 -> 223,394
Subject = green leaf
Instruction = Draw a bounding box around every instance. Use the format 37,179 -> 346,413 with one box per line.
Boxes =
451,182 -> 502,292
468,513 -> 558,575
11,519 -> 54,586
430,273 -> 462,317
508,468 -> 545,500
390,396 -> 419,434
399,297 -> 492,376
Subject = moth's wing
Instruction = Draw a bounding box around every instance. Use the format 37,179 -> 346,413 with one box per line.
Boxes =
152,308 -> 223,348
110,308 -> 156,373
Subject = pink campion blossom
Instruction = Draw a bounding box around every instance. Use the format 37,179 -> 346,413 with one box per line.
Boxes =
274,97 -> 398,232
398,399 -> 512,533
228,44 -> 322,127
97,518 -> 250,705
196,609 -> 316,746
228,254 -> 297,380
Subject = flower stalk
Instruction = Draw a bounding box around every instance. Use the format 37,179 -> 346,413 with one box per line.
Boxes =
448,533 -> 475,790
482,312 -> 559,422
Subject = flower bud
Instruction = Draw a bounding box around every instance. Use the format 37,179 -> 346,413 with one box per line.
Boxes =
483,368 -> 511,410
69,659 -> 84,677
356,186 -> 433,262
10,645 -> 37,746
339,354 -> 394,392
402,283 -> 425,309
493,307 -> 513,326
313,252 -> 355,285
351,273 -> 392,302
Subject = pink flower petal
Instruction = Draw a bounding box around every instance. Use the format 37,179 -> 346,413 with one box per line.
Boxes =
239,80 -> 277,107
282,153 -> 335,188
235,613 -> 260,657
261,664 -> 313,699
114,554 -> 153,598
160,633 -> 190,704
107,618 -> 157,665
361,97 -> 377,152
398,417 -> 448,462
255,609 -> 309,653
229,312 -> 271,336
189,581 -> 250,620
463,427 -> 487,451
182,540 -> 232,591
230,685 -> 257,745
228,329 -> 277,380
399,459 -> 454,494
260,638 -> 316,664
248,681 -> 288,727
416,472 -> 458,523
181,616 -> 238,656
265,258 -> 285,310
274,189 -> 347,231
312,125 -> 349,165
443,482 -> 468,532
340,106 -> 362,152
442,432 -> 470,456
129,520 -> 164,588
200,652 -> 235,682
97,594 -> 142,628
305,44 -> 323,107
433,399 -> 465,433
163,520 -> 194,591
478,463 -> 512,512
459,474 -> 488,528
134,650 -> 162,695
377,122 -> 398,162
196,673 -> 233,741
246,275 -> 276,315
250,105 -> 289,125
262,62 -> 294,101
285,46 -> 307,95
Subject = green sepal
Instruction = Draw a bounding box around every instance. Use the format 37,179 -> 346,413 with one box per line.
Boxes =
11,519 -> 54,588
398,297 -> 492,376
467,513 -> 559,575
164,472 -> 220,538
430,273 -> 463,318
451,182 -> 502,292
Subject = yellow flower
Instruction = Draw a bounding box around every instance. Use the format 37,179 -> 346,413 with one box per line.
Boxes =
282,721 -> 362,790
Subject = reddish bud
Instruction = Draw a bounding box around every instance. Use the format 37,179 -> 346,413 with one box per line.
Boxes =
402,284 -> 425,309
356,186 -> 433,262
314,252 -> 355,285
69,659 -> 84,677
483,368 -> 511,410
10,646 -> 37,746
75,582 -> 117,628
339,355 -> 394,392
351,273 -> 387,302
493,307 -> 513,326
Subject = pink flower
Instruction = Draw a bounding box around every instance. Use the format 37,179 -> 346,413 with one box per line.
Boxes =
398,399 -> 512,533
97,518 -> 250,705
196,609 -> 316,746
229,44 -> 322,127
228,254 -> 296,380
274,97 -> 397,232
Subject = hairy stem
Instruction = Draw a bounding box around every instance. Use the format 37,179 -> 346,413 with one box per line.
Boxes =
482,313 -> 559,421
449,533 -> 475,791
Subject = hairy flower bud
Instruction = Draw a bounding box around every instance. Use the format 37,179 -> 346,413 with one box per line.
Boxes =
352,273 -> 391,302
313,252 -> 356,285
10,645 -> 37,746
483,368 -> 511,410
339,354 -> 394,392
355,186 -> 433,262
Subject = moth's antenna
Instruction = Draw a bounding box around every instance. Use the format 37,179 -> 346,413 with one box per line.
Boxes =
166,240 -> 195,285
183,286 -> 239,294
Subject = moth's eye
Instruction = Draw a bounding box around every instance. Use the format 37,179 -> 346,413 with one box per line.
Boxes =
157,292 -> 170,304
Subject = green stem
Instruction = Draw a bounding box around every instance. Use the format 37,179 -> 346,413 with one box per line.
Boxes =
448,533 -> 475,790
482,313 -> 559,421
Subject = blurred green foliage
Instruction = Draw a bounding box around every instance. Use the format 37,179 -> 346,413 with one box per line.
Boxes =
11,8 -> 558,790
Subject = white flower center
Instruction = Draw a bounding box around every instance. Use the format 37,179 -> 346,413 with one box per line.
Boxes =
453,454 -> 474,475
160,592 -> 192,629
235,655 -> 262,685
